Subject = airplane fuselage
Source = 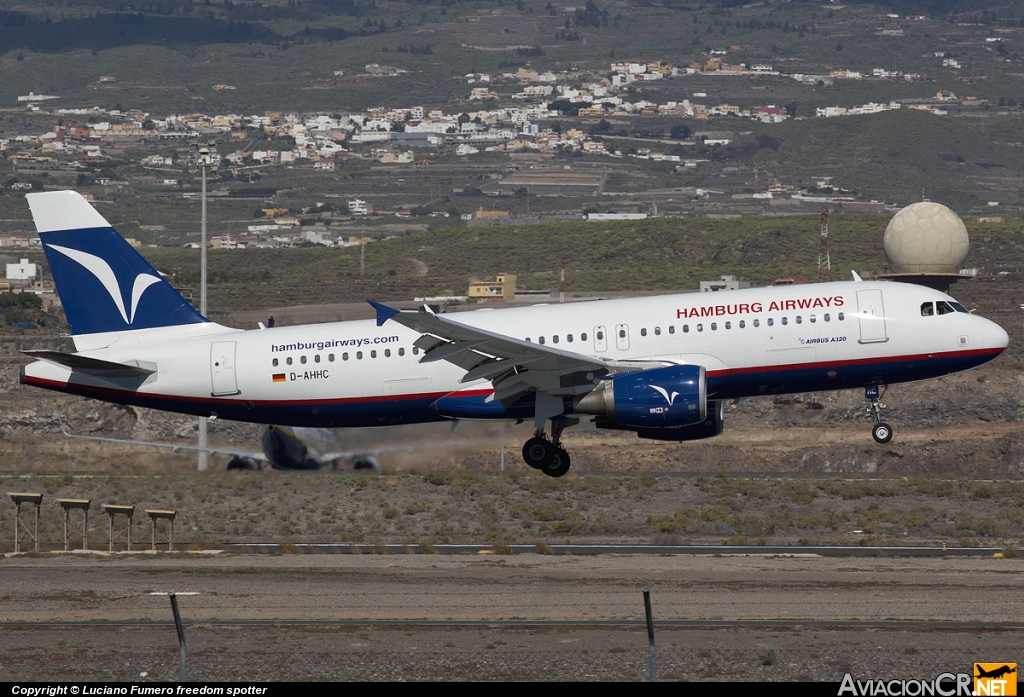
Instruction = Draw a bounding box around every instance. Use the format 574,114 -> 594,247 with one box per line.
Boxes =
22,280 -> 1007,428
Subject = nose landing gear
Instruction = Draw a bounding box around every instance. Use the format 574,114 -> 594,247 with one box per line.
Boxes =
866,385 -> 893,444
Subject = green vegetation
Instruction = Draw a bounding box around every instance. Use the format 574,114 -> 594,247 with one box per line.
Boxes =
2,473 -> 1023,548
130,211 -> 1024,312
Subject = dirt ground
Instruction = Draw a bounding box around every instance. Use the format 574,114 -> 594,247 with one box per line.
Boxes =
1,554 -> 1021,682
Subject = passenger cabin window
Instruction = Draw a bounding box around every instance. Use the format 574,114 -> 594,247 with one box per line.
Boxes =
286,357 -> 293,366
655,327 -> 661,336
539,337 -> 546,345
356,351 -> 363,360
581,332 -> 588,341
739,320 -> 745,329
329,354 -> 335,362
696,324 -> 703,332
810,315 -> 816,323
641,328 -> 647,337
596,331 -> 603,340
315,355 -> 321,363
795,316 -> 802,324
725,321 -> 731,330
668,326 -> 675,335
272,358 -> 279,367
300,356 -> 307,364
552,335 -> 559,344
838,312 -> 845,321
399,348 -> 405,356
567,334 -> 573,343
385,349 -> 391,357
824,314 -> 831,322
753,319 -> 760,328
371,350 -> 377,358
767,318 -> 774,327
683,325 -> 689,333
711,322 -> 717,331
342,353 -> 349,361
781,317 -> 788,326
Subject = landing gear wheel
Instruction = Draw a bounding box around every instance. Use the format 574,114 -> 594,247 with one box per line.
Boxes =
542,447 -> 571,478
522,437 -> 554,469
872,422 -> 893,444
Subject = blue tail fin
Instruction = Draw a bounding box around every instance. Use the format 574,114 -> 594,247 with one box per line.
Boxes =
27,191 -> 207,337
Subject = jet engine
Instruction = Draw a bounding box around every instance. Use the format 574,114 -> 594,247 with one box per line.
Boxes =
575,364 -> 706,429
260,425 -> 323,470
635,400 -> 724,441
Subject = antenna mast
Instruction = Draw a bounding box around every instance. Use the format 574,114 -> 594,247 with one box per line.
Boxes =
817,205 -> 832,283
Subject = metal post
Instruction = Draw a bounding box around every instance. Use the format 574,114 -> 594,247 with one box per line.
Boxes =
168,590 -> 186,682
198,159 -> 208,473
643,585 -> 656,682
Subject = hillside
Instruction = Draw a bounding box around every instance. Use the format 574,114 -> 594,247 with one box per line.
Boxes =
717,109 -> 1024,212
130,213 -> 1024,337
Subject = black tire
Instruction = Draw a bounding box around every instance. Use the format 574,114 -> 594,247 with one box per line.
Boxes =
542,447 -> 571,478
522,437 -> 554,469
872,422 -> 893,444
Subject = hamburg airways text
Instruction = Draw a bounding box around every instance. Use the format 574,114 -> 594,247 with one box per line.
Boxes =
676,295 -> 845,319
271,336 -> 400,352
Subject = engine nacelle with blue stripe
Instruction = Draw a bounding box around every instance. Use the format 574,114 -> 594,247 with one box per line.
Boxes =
575,364 -> 706,429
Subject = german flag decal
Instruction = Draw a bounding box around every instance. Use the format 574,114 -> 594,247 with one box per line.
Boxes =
272,373 -> 286,383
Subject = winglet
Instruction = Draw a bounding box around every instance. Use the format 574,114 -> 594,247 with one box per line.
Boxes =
367,300 -> 400,327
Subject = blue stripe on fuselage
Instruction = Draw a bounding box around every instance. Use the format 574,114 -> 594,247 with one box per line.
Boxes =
28,349 -> 998,429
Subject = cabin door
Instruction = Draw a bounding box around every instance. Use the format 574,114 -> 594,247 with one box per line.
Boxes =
856,289 -> 888,344
210,341 -> 239,396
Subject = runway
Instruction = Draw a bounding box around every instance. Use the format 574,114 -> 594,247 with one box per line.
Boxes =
1,553 -> 1021,680
221,542 -> 1006,557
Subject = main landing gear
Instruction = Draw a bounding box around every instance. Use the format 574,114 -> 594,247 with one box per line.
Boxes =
865,385 -> 893,444
522,416 -> 576,477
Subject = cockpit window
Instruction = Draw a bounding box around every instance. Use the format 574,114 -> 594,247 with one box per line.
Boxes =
921,302 -> 934,317
949,302 -> 969,313
936,301 -> 955,315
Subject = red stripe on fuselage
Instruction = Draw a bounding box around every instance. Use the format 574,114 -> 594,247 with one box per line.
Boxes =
704,346 -> 1003,377
23,346 -> 1003,407
22,375 -> 494,407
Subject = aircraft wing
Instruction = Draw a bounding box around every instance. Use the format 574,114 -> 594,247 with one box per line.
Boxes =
369,301 -> 671,405
55,412 -> 268,461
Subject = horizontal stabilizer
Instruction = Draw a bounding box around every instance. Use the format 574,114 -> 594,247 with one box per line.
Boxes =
23,350 -> 155,379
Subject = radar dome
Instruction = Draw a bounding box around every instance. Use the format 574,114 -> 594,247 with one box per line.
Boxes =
883,201 -> 969,273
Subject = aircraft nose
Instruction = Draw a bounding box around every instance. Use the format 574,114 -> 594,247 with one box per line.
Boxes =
985,320 -> 1010,352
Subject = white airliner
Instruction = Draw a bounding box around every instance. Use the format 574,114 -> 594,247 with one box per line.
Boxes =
20,191 -> 1010,477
